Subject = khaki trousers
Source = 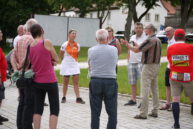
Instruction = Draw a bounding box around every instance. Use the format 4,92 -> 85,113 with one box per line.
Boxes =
139,64 -> 160,117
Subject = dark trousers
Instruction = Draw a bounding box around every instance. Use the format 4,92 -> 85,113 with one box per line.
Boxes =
89,78 -> 118,129
17,86 -> 34,129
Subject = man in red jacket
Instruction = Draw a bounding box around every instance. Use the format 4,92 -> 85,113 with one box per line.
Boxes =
167,29 -> 193,129
0,29 -> 8,125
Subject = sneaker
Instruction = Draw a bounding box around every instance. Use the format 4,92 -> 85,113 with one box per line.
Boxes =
148,113 -> 158,118
134,114 -> 147,119
0,115 -> 9,122
172,124 -> 180,129
61,97 -> 66,103
160,103 -> 171,110
76,98 -> 85,104
124,100 -> 137,106
138,103 -> 141,108
44,103 -> 48,106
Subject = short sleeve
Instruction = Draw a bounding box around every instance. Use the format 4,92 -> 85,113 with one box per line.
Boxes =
77,43 -> 80,52
60,42 -> 67,51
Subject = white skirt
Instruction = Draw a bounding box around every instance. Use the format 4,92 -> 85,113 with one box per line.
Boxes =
60,60 -> 80,76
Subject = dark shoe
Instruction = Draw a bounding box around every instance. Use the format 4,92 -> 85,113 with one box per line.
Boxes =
134,115 -> 147,119
167,106 -> 173,111
61,97 -> 66,103
138,103 -> 141,108
148,113 -> 158,118
44,103 -> 48,106
124,100 -> 137,106
160,103 -> 171,110
172,124 -> 180,129
76,98 -> 85,104
0,121 -> 3,125
0,115 -> 9,122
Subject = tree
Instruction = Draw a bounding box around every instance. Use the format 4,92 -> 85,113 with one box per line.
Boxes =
0,0 -> 55,45
167,0 -> 193,29
122,0 -> 159,41
51,0 -> 92,17
91,0 -> 116,28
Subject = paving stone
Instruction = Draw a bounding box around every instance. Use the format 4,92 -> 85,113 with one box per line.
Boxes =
0,82 -> 193,129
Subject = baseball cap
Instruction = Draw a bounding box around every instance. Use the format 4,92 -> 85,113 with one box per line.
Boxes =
174,29 -> 186,38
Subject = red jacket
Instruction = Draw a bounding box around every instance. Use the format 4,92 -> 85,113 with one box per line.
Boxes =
167,43 -> 193,82
0,48 -> 7,82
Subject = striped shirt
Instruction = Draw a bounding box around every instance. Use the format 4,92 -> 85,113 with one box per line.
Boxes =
139,34 -> 162,64
11,34 -> 34,71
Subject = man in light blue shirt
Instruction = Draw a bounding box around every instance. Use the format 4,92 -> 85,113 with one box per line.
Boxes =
88,29 -> 118,129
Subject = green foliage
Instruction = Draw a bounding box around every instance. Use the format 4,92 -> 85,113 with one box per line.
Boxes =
0,0 -> 56,42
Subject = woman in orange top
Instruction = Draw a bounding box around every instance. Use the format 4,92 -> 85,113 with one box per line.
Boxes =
60,29 -> 85,104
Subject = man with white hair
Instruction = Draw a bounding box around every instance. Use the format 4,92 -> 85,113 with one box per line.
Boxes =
126,24 -> 162,119
88,29 -> 118,129
13,25 -> 24,48
11,18 -> 37,129
160,26 -> 175,111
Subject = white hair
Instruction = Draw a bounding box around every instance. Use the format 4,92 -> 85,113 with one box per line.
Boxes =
26,18 -> 38,32
96,29 -> 108,42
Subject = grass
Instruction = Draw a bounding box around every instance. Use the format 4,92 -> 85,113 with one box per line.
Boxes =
56,63 -> 191,104
54,43 -> 168,63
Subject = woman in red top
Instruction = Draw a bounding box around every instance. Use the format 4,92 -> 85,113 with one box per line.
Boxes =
0,30 -> 8,125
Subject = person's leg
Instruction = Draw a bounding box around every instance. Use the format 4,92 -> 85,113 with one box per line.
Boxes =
47,83 -> 59,129
170,80 -> 182,128
72,74 -> 80,98
89,79 -> 103,129
150,77 -> 159,116
160,68 -> 171,110
22,86 -> 35,129
33,84 -> 46,129
16,89 -> 25,129
190,96 -> 193,115
103,79 -> 118,129
63,76 -> 70,97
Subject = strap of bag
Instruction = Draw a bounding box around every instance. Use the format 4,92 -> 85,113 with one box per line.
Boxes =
21,45 -> 30,77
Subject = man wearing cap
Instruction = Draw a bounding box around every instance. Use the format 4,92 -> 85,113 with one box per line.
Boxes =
167,29 -> 193,129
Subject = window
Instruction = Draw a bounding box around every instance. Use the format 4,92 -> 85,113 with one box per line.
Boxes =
90,13 -> 93,18
145,13 -> 150,21
155,14 -> 160,22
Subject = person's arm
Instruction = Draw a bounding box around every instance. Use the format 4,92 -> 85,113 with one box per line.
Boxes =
10,50 -> 19,72
116,39 -> 121,56
44,39 -> 59,65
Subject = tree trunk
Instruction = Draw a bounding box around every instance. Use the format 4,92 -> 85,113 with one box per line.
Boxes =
124,0 -> 134,41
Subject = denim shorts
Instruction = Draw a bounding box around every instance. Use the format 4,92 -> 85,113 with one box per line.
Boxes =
128,63 -> 142,85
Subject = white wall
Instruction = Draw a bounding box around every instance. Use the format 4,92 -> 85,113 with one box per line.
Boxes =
35,14 -> 99,47
86,1 -> 167,33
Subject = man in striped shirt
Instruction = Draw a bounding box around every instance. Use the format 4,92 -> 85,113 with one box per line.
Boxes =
126,24 -> 162,119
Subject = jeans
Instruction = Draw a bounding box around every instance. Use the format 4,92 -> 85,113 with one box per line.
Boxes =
17,85 -> 34,129
89,78 -> 118,129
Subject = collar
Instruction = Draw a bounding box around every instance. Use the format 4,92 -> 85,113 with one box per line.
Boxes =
175,41 -> 185,44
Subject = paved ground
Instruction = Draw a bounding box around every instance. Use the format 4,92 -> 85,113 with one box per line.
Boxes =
0,81 -> 193,129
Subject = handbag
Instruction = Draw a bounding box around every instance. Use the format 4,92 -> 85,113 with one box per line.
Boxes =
16,45 -> 34,89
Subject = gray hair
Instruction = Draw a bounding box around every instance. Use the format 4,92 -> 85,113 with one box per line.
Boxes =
145,24 -> 157,32
26,18 -> 38,32
96,29 -> 108,41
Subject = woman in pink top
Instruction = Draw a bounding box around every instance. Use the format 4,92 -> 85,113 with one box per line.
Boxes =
29,24 -> 59,129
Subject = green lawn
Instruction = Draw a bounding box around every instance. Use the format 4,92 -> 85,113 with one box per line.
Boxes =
54,43 -> 168,63
56,63 -> 191,104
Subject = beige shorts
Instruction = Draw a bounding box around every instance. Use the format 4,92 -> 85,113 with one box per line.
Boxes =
170,80 -> 193,97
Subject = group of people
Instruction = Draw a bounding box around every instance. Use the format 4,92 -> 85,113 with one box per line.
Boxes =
0,18 -> 193,129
